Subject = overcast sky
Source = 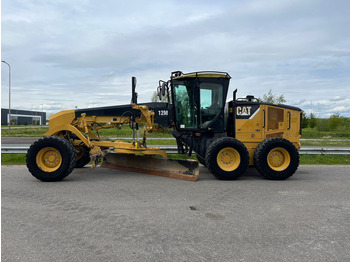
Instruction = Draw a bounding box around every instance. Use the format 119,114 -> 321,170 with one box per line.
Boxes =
1,0 -> 350,118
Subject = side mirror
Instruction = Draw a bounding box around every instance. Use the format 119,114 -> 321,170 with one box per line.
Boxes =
157,86 -> 162,100
161,82 -> 166,97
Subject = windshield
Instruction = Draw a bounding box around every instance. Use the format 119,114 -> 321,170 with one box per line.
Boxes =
172,79 -> 224,129
172,80 -> 197,129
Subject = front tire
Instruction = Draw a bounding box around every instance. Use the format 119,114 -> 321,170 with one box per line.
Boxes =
254,137 -> 299,180
26,136 -> 77,181
205,137 -> 249,180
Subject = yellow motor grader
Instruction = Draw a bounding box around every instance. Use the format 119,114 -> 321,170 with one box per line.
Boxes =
26,71 -> 302,181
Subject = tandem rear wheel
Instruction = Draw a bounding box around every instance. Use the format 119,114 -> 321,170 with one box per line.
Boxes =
26,136 -> 77,181
254,137 -> 299,180
205,137 -> 249,180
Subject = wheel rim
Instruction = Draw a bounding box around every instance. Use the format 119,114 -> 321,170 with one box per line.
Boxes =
217,147 -> 240,171
36,147 -> 62,172
267,147 -> 290,171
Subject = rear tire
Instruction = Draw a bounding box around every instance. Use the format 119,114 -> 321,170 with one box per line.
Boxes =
205,137 -> 249,180
254,137 -> 299,180
26,136 -> 77,181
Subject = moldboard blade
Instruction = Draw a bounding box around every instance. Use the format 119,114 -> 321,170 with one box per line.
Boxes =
101,153 -> 199,181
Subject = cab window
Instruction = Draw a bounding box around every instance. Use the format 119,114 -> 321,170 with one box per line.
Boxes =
200,83 -> 223,128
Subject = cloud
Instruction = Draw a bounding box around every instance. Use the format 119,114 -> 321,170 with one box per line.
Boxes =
329,105 -> 350,113
330,96 -> 345,102
2,0 -> 350,118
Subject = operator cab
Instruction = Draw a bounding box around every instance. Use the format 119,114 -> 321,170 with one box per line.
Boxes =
163,71 -> 231,132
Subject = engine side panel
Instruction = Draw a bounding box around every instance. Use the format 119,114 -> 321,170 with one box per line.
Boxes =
229,101 -> 302,165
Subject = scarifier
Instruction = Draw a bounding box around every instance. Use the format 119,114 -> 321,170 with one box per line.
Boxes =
26,71 -> 302,181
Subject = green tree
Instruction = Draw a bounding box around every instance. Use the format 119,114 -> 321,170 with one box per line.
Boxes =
329,113 -> 343,130
151,91 -> 169,102
308,113 -> 317,128
259,89 -> 286,104
301,111 -> 308,128
151,91 -> 159,102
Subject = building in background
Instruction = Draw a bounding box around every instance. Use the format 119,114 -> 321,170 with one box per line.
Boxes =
1,108 -> 46,125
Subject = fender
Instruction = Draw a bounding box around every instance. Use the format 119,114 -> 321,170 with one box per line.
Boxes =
44,124 -> 90,147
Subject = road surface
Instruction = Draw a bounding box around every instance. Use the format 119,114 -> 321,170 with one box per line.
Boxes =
2,165 -> 349,261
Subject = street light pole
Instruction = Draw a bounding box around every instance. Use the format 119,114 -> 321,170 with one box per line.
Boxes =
1,60 -> 11,135
41,104 -> 44,125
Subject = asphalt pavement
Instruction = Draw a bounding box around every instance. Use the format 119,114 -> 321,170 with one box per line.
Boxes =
2,165 -> 350,262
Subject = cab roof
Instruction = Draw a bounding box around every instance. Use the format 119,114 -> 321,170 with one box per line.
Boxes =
171,71 -> 231,80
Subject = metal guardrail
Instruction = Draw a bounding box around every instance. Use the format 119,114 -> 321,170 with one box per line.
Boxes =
2,146 -> 350,155
2,146 -> 31,154
298,147 -> 350,155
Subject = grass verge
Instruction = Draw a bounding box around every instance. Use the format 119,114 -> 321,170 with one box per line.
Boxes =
1,126 -> 49,137
302,128 -> 350,139
301,140 -> 350,147
299,155 -> 350,165
1,154 -> 27,165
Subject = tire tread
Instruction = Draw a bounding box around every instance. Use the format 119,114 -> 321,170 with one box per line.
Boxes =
205,137 -> 249,180
254,137 -> 299,180
26,136 -> 77,181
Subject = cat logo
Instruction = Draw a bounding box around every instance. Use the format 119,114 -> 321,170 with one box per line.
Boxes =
236,106 -> 252,116
236,105 -> 260,119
